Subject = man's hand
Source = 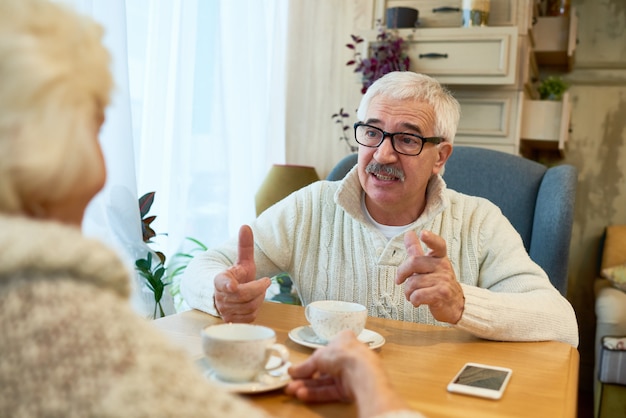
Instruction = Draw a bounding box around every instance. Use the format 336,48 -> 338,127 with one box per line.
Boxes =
213,225 -> 271,322
395,230 -> 464,324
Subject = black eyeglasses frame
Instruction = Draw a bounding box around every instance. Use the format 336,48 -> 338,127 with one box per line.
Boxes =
353,122 -> 443,156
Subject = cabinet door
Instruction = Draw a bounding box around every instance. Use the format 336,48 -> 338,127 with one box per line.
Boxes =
453,89 -> 522,154
367,27 -> 518,84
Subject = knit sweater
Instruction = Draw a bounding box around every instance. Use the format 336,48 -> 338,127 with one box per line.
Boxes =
182,168 -> 579,347
0,214 -> 423,418
0,215 -> 271,417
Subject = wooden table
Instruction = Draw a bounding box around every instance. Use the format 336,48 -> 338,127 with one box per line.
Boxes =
152,302 -> 579,418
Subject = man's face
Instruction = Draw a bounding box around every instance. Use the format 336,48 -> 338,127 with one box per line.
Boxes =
356,95 -> 452,225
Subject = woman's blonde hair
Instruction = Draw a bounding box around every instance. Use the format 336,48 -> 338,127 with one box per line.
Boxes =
0,0 -> 113,214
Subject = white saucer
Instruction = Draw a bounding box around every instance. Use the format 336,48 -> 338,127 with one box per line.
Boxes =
288,325 -> 385,350
195,356 -> 291,394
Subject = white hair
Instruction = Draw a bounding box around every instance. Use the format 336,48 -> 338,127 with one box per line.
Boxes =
356,72 -> 461,144
0,0 -> 113,214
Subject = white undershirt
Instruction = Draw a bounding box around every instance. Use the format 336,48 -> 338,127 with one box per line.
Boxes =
361,192 -> 412,240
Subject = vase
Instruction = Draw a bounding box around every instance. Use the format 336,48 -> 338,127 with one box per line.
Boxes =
462,0 -> 490,27
386,7 -> 419,29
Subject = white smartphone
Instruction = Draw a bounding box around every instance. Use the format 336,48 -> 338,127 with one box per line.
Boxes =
447,362 -> 512,400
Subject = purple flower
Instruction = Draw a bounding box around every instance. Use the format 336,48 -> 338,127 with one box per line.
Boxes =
345,20 -> 411,94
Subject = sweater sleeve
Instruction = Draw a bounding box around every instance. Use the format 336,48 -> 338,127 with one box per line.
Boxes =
180,188 -> 303,315
452,201 -> 579,347
179,238 -> 238,316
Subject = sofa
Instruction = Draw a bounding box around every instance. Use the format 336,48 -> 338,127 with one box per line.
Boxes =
594,225 -> 626,417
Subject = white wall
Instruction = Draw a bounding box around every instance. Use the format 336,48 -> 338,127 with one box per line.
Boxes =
285,0 -> 371,177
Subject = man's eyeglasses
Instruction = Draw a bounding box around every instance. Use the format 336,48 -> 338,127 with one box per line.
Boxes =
353,122 -> 443,156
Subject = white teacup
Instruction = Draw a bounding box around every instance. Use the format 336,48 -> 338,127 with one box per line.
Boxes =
305,300 -> 367,342
201,323 -> 289,383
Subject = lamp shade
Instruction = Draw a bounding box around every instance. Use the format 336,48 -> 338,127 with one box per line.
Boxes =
255,164 -> 320,216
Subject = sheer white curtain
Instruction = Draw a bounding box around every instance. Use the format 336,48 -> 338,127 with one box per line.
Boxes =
62,0 -> 288,316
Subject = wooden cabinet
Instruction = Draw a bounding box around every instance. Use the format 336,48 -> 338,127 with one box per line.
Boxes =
366,0 -> 576,156
402,27 -> 518,84
360,26 -> 519,84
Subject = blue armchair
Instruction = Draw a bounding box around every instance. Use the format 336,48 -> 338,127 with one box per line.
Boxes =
326,146 -> 577,295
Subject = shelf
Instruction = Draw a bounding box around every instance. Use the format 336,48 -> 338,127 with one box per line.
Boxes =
532,7 -> 578,70
520,92 -> 571,155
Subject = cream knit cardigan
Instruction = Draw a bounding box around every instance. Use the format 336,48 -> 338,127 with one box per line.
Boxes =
182,168 -> 579,348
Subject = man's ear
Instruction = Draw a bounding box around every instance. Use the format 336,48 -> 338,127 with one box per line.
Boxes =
433,142 -> 453,174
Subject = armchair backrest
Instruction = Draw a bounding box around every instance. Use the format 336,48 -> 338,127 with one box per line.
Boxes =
327,153 -> 358,181
326,147 -> 577,295
443,146 -> 577,295
600,225 -> 626,270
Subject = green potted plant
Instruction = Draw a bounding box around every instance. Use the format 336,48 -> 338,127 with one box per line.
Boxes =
520,76 -> 571,153
537,76 -> 569,101
136,192 -> 170,318
136,192 -> 208,317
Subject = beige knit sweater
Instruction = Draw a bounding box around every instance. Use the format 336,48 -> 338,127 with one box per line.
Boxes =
182,169 -> 579,347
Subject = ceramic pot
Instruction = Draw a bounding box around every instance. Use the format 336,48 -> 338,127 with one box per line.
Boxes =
386,7 -> 419,29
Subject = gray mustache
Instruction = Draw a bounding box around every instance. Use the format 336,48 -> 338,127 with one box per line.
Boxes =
365,163 -> 405,182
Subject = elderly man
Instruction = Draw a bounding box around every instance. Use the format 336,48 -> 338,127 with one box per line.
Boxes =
181,71 -> 579,347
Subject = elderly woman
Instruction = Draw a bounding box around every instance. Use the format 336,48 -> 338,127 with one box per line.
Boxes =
0,1 -> 423,417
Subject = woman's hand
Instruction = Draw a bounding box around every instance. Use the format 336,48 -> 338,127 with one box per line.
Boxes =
286,330 -> 410,418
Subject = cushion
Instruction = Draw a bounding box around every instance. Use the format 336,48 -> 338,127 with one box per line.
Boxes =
595,278 -> 626,339
602,263 -> 626,292
599,336 -> 626,384
601,225 -> 626,269
603,336 -> 626,350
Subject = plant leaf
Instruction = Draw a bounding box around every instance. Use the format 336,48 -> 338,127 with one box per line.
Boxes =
135,258 -> 151,270
154,266 -> 166,281
155,251 -> 166,265
138,192 -> 155,218
142,222 -> 156,243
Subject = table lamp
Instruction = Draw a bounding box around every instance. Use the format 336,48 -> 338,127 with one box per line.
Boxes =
255,164 -> 320,216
